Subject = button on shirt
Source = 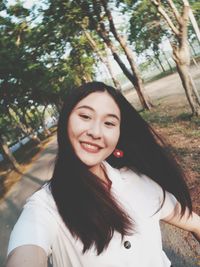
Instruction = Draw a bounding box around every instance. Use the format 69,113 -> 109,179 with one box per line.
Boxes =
124,240 -> 131,249
7,161 -> 177,267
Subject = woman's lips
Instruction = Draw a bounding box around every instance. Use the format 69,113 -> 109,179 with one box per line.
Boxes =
80,142 -> 103,153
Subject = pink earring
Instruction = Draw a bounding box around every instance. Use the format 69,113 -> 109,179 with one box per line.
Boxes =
113,149 -> 124,158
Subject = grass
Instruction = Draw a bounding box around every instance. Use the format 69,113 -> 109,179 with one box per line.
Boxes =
144,68 -> 177,83
141,105 -> 200,137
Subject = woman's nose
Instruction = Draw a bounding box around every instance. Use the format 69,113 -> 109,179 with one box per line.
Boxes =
86,122 -> 102,139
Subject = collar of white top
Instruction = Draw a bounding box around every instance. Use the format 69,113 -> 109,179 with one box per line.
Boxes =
102,161 -> 125,191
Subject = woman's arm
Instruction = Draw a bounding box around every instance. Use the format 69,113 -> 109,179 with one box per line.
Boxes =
6,245 -> 48,267
162,202 -> 200,243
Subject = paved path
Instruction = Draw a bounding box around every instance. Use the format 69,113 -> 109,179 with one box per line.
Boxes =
0,136 -> 57,267
125,65 -> 200,109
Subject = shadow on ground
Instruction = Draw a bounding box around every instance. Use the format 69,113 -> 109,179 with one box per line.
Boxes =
161,222 -> 200,267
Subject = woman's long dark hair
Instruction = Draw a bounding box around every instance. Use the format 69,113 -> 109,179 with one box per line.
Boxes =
50,81 -> 192,254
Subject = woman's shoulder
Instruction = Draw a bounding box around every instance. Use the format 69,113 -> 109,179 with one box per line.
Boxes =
118,166 -> 163,195
24,183 -> 57,213
104,161 -> 161,194
7,184 -> 59,257
119,166 -> 177,215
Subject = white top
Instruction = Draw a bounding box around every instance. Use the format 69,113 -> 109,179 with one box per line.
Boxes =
7,161 -> 177,267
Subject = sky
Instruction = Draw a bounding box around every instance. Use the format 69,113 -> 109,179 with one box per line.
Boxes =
7,0 -> 37,8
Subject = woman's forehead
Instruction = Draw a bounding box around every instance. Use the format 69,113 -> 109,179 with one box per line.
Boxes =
74,91 -> 121,117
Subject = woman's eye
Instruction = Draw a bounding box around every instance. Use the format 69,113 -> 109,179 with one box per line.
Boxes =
79,114 -> 91,120
105,121 -> 116,127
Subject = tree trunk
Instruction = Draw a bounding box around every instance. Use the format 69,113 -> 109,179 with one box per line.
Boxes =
176,64 -> 200,116
161,50 -> 174,73
34,105 -> 51,137
11,106 -> 41,143
83,30 -> 122,91
24,109 -> 36,128
41,106 -> 51,136
191,57 -> 199,68
189,40 -> 197,56
100,0 -> 153,109
0,135 -> 20,171
20,109 -> 41,143
182,0 -> 200,44
97,23 -> 152,109
52,104 -> 59,120
147,54 -> 163,72
116,36 -> 153,109
172,45 -> 200,116
156,55 -> 166,72
6,105 -> 30,138
151,0 -> 200,116
104,44 -> 122,91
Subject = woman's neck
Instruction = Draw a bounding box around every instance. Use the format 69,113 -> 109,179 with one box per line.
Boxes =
89,163 -> 112,189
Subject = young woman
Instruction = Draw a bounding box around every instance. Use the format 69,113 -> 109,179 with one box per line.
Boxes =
6,82 -> 200,267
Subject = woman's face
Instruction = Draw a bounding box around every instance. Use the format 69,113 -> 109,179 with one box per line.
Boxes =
67,91 -> 120,173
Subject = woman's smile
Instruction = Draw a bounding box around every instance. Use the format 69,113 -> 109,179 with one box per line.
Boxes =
80,141 -> 103,153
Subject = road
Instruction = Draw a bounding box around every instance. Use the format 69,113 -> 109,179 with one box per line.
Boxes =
0,136 -> 57,267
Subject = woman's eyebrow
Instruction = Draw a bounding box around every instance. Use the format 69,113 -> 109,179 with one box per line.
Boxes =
76,105 -> 120,121
107,114 -> 120,121
76,105 -> 94,111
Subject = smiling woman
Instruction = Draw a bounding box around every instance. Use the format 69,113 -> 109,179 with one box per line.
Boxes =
6,82 -> 200,267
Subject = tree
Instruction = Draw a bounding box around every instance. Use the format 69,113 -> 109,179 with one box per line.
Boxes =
0,1 -> 90,171
67,35 -> 96,84
151,0 -> 200,116
0,134 -> 20,171
83,30 -> 122,90
77,0 -> 152,109
185,0 -> 200,44
30,0 -> 156,109
128,0 -> 173,73
99,0 -> 153,109
0,105 -> 20,171
0,2 -> 61,162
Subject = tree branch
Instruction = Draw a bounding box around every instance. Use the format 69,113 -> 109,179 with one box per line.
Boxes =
182,3 -> 189,22
100,0 -> 119,41
151,0 -> 180,36
166,0 -> 181,23
83,29 -> 106,63
180,4 -> 190,45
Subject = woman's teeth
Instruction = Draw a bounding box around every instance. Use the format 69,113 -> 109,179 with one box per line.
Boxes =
81,142 -> 101,152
